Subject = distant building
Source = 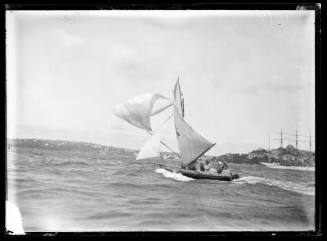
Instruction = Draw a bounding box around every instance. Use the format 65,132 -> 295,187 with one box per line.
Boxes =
225,153 -> 234,161
297,155 -> 307,163
286,144 -> 295,151
248,148 -> 267,159
248,152 -> 256,159
271,149 -> 281,159
281,154 -> 295,162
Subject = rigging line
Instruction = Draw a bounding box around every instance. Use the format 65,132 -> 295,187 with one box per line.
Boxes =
156,113 -> 173,131
154,113 -> 176,154
144,129 -> 180,158
151,100 -> 173,116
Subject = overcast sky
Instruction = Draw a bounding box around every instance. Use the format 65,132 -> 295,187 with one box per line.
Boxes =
6,10 -> 315,155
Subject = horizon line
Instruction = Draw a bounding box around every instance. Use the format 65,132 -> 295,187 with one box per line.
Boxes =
7,137 -> 315,154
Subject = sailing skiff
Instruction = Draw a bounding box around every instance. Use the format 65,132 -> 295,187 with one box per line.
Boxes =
113,78 -> 240,181
159,164 -> 239,181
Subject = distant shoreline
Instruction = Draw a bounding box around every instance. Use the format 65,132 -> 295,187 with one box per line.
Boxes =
7,138 -> 315,167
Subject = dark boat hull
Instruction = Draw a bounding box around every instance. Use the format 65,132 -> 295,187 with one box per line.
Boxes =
179,169 -> 239,181
159,165 -> 239,181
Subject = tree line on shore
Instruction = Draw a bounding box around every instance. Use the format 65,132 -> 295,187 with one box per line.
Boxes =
209,145 -> 315,167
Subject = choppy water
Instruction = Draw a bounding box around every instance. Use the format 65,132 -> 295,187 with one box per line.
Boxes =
7,147 -> 315,232
259,162 -> 315,172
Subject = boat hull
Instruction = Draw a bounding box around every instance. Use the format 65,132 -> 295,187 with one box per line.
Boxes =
159,165 -> 239,181
179,169 -> 239,181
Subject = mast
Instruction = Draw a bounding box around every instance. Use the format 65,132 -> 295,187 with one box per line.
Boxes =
268,135 -> 271,162
295,129 -> 298,150
309,132 -> 312,153
280,128 -> 283,163
173,80 -> 215,168
180,78 -> 185,118
273,129 -> 286,163
144,129 -> 179,157
295,129 -> 298,163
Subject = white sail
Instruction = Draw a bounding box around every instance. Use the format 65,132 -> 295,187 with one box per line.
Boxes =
173,80 -> 215,168
173,78 -> 184,117
136,132 -> 161,160
174,107 -> 215,167
113,93 -> 172,131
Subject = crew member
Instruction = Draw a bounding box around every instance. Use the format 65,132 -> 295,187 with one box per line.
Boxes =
216,161 -> 224,173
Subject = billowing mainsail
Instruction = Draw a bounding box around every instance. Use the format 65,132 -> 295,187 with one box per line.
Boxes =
113,80 -> 214,167
173,79 -> 215,168
136,132 -> 161,160
113,93 -> 172,131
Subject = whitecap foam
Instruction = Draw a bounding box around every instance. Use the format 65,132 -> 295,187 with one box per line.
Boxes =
155,168 -> 194,182
232,176 -> 314,196
260,162 -> 315,171
233,176 -> 266,185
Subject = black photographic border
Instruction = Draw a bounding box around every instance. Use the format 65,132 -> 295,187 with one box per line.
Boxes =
1,2 -> 323,239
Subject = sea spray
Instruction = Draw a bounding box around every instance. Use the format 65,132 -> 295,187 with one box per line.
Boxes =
155,169 -> 314,196
155,168 -> 194,182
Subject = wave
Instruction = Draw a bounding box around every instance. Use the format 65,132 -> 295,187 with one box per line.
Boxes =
260,162 -> 315,171
108,182 -> 144,189
232,176 -> 314,196
155,168 -> 194,182
87,211 -> 132,220
52,161 -> 89,166
155,169 -> 314,195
